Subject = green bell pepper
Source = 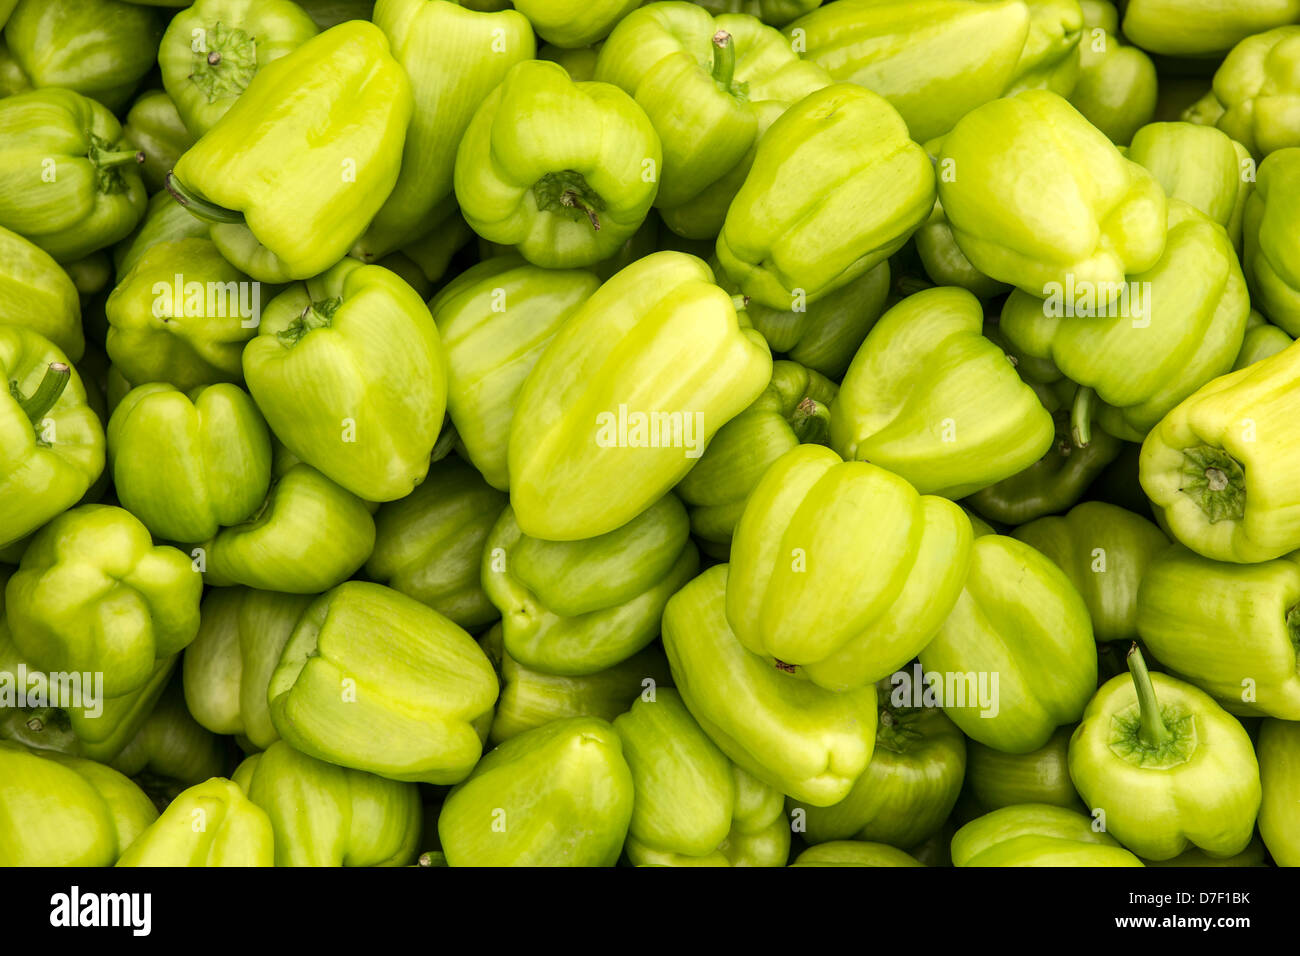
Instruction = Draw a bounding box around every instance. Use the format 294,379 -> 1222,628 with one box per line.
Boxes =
120,90 -> 196,196
1068,0 -> 1156,146
951,803 -> 1143,866
832,286 -> 1056,498
1243,148 -> 1300,335
430,256 -> 600,492
508,251 -> 770,541
1012,502 -> 1168,644
937,90 -> 1166,300
168,21 -> 412,282
1143,838 -> 1271,868
539,41 -> 601,82
292,0 -> 374,28
1122,0 -> 1300,58
268,581 -> 498,784
483,496 -> 698,676
1139,339 -> 1300,563
116,777 -> 274,866
726,444 -> 973,691
717,83 -> 934,310
367,455 -> 507,630
0,36 -> 30,98
181,587 -> 312,751
790,841 -> 923,867
6,504 -> 201,699
512,0 -> 639,48
355,0 -> 534,260
0,89 -> 147,262
110,681 -> 227,802
662,565 -> 879,806
694,0 -> 820,27
1068,645 -> 1262,860
159,0 -> 318,139
438,716 -> 634,866
919,533 -> 1097,753
113,191 -> 211,280
1258,718 -> 1300,867
790,686 -> 966,849
64,252 -> 113,302
1234,311 -> 1293,370
0,741 -> 158,866
967,726 -> 1082,812
454,59 -> 661,269
1136,545 -> 1300,719
595,5 -> 830,221
615,687 -> 790,867
4,0 -> 162,111
913,201 -> 1009,299
108,383 -> 272,544
243,259 -> 447,502
676,360 -> 836,553
234,741 -> 421,866
1193,26 -> 1300,159
0,225 -> 82,361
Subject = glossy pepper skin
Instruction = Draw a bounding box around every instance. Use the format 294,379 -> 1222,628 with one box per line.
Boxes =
1258,718 -> 1300,867
108,383 -> 272,545
181,588 -> 312,751
110,681 -> 227,800
356,0 -> 535,260
430,257 -> 599,492
967,726 -> 1082,812
695,0 -> 820,26
914,201 -> 1009,299
454,60 -> 661,269
1122,0 -> 1300,58
0,226 -> 82,361
513,0 -> 639,47
244,259 -> 447,503
438,717 -> 634,867
790,841 -> 923,867
1234,311 -> 1293,370
234,741 -> 421,867
116,778 -> 274,867
1243,148 -> 1300,335
508,252 -> 771,541
790,687 -> 966,849
1068,0 -> 1156,146
1136,546 -> 1300,719
267,582 -> 498,785
662,565 -> 878,806
951,804 -> 1142,866
920,534 -> 1097,753
483,497 -> 698,676
938,90 -> 1166,300
159,0 -> 318,139
1194,26 -> 1300,159
6,505 -> 201,699
832,287 -> 1055,498
1139,339 -> 1300,564
1013,502 -> 1168,644
0,741 -> 158,866
3,0 -> 162,111
596,4 -> 830,221
717,83 -> 934,310
120,91 -> 195,195
677,360 -> 836,552
0,89 -> 146,262
114,192 -> 211,280
615,688 -> 789,867
168,21 -> 412,282
727,445 -> 973,691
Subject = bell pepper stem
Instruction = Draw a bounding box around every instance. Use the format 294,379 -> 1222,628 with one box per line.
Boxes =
790,397 -> 833,445
164,171 -> 246,225
95,148 -> 146,170
15,363 -> 70,424
711,31 -> 736,90
1126,643 -> 1172,749
559,190 -> 601,231
1070,385 -> 1096,448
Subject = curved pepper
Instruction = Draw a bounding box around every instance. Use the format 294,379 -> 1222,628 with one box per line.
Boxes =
695,0 -> 820,26
438,716 -> 634,866
0,741 -> 158,866
1243,148 -> 1300,335
0,89 -> 146,262
159,0 -> 318,138
114,192 -> 211,280
483,497 -> 699,676
1013,502 -> 1168,644
0,226 -> 82,360
1068,0 -> 1156,146
1139,338 -> 1300,563
1197,26 -> 1300,158
1136,545 -> 1300,719
116,778 -> 274,867
1070,647 -> 1261,861
243,259 -> 447,502
717,83 -> 934,310
1122,0 -> 1300,58
1259,718 -> 1300,867
919,534 -> 1097,753
430,256 -> 600,491
6,504 -> 201,699
120,90 -> 195,195
1233,311 -> 1293,370
615,688 -> 790,867
168,21 -> 412,282
0,35 -> 29,97
913,201 -> 1009,299
508,251 -> 770,540
790,841 -> 923,867
110,681 -> 227,805
832,286 -> 1055,498
938,90 -> 1166,300
512,0 -> 639,47
268,581 -> 499,785
727,444 -> 973,691
967,726 -> 1082,813
662,565 -> 878,807
108,383 -> 272,544
234,741 -> 421,867
951,803 -> 1143,866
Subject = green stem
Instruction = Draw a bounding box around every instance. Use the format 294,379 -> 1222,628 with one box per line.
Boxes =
711,30 -> 736,89
1126,643 -> 1171,749
790,397 -> 832,445
559,190 -> 601,231
731,294 -> 750,313
164,171 -> 245,225
1070,385 -> 1095,448
95,148 -> 146,170
16,363 -> 70,423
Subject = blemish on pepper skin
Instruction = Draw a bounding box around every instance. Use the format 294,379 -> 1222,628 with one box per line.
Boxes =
774,659 -> 797,673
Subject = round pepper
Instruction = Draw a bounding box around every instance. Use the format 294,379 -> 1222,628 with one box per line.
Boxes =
115,778 -> 274,867
1243,147 -> 1300,335
113,191 -> 211,280
1068,0 -> 1157,146
1121,0 -> 1300,58
951,803 -> 1143,866
511,0 -> 639,48
0,226 -> 81,361
120,90 -> 195,196
966,726 -> 1082,813
790,842 -> 923,867
1201,26 -> 1300,159
1233,311 -> 1293,370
